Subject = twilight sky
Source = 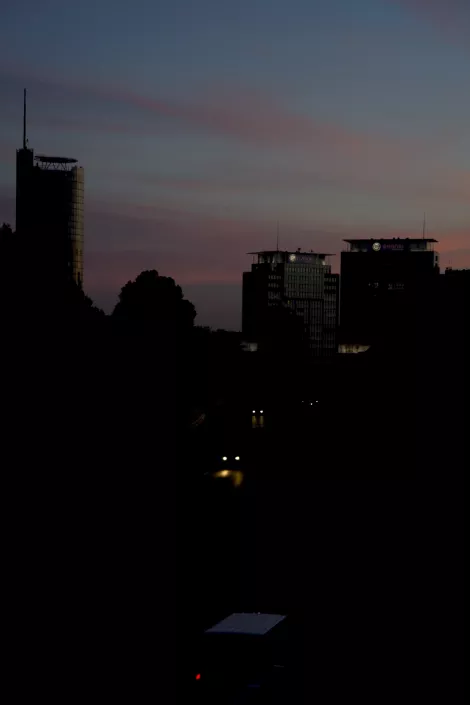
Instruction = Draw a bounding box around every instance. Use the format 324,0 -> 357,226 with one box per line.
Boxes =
0,0 -> 468,329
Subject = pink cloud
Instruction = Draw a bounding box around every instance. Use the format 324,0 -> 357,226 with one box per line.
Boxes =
109,85 -> 414,162
35,116 -> 139,136
84,199 -> 469,291
433,228 -> 470,252
0,65 -> 415,162
439,248 -> 470,268
145,167 -> 470,205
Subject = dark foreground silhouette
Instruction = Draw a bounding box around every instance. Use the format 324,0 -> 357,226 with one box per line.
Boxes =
1,266 -> 465,703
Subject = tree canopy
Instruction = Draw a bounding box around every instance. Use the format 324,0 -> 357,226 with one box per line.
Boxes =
112,269 -> 196,332
0,222 -> 13,238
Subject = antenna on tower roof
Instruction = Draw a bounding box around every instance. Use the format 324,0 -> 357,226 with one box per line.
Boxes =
276,220 -> 279,251
23,88 -> 27,149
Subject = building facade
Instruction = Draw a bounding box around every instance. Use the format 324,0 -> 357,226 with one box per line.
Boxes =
16,147 -> 84,288
340,238 -> 440,347
242,250 -> 339,356
440,268 -> 469,355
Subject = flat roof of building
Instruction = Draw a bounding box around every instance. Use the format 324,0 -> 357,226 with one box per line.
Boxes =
343,237 -> 438,244
248,250 -> 335,256
35,155 -> 78,164
205,613 -> 287,636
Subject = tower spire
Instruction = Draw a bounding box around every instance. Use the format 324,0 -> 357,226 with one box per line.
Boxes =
23,88 -> 27,149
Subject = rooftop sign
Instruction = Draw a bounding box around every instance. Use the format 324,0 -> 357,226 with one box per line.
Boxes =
288,253 -> 321,264
377,242 -> 404,251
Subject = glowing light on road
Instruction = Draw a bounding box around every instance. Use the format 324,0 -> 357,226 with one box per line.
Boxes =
213,470 -> 244,487
222,456 -> 228,461
235,456 -> 240,461
195,673 -> 201,681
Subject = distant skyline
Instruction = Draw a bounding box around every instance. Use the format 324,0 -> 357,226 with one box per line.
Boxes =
1,0 -> 468,329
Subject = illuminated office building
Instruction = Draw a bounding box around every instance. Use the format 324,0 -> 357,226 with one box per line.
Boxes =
242,250 -> 339,356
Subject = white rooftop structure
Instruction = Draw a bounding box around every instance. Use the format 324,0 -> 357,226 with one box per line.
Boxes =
206,613 -> 286,636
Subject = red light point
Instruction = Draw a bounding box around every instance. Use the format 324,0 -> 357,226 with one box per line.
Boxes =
195,673 -> 201,681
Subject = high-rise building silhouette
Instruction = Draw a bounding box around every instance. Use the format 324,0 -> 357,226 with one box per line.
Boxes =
340,238 -> 440,348
242,250 -> 339,356
16,90 -> 84,288
440,268 -> 469,356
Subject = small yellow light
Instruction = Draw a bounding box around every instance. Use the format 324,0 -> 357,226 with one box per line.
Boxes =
222,456 -> 228,461
235,456 -> 240,461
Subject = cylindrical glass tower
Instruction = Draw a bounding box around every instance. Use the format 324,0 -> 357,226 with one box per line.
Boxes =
69,166 -> 84,288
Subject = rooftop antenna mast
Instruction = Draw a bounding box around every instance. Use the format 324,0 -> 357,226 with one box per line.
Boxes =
276,220 -> 279,251
23,88 -> 27,149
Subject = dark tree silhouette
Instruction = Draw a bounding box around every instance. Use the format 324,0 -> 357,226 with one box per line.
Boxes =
0,223 -> 15,266
257,304 -> 309,359
1,221 -> 104,324
112,269 -> 196,332
0,223 -> 19,319
62,280 -> 105,322
0,222 -> 13,240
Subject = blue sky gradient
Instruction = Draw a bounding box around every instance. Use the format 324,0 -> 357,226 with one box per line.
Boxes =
0,0 -> 468,327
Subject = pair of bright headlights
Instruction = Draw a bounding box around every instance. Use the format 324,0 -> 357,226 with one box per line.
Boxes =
222,456 -> 240,461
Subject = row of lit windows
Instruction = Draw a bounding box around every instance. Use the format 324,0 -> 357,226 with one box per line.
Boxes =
286,290 -> 313,299
286,265 -> 323,273
285,290 -> 316,296
286,282 -> 321,289
286,277 -> 321,283
369,281 -> 406,289
286,275 -> 322,283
